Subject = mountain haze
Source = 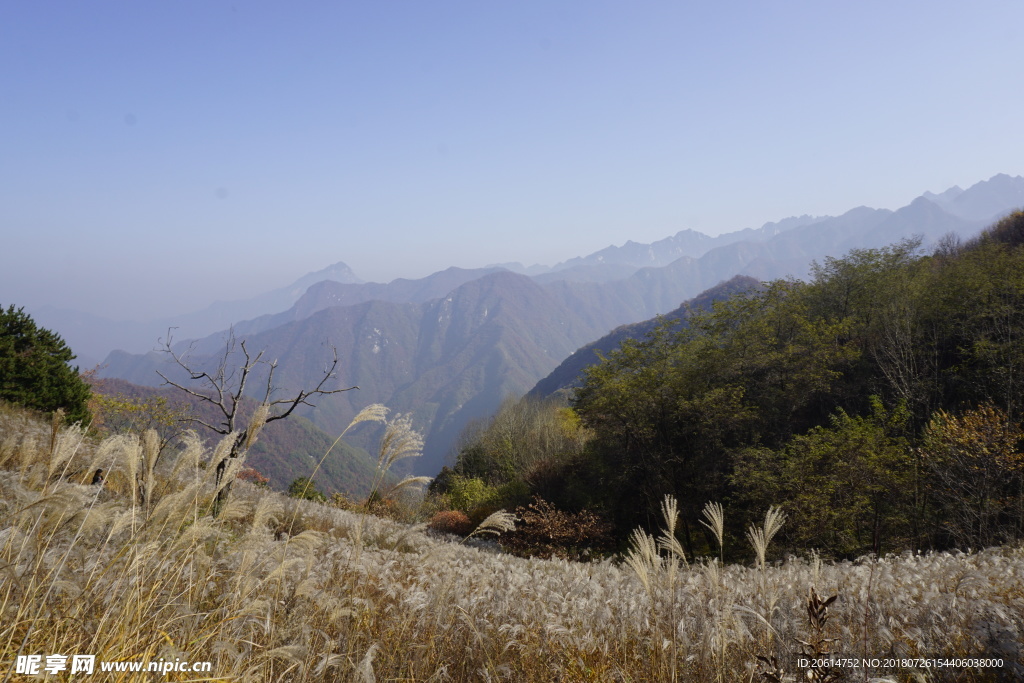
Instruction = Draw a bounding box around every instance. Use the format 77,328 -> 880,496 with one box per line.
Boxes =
96,175 -> 1024,476
31,262 -> 363,367
103,267 -> 745,474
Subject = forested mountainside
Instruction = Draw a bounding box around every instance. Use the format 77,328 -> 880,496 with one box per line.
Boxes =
98,176 -> 1024,477
562,213 -> 1024,555
100,265 -> 761,476
440,212 -> 1024,561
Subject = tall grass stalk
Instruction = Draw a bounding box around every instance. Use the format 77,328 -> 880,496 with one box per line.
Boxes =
700,500 -> 725,565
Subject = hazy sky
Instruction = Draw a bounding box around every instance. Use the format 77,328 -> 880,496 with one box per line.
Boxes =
3,1 -> 1023,321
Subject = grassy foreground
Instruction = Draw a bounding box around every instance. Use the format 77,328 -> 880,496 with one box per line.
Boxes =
1,407 -> 1022,682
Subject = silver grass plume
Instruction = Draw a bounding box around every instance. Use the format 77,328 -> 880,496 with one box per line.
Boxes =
47,423 -> 87,480
18,435 -> 38,480
286,528 -> 325,554
320,403 -> 389,460
216,495 -> 252,524
170,431 -> 205,479
356,643 -> 379,683
261,645 -> 307,676
747,505 -> 787,569
346,403 -> 389,433
366,410 -> 426,502
118,433 -> 142,506
87,434 -> 123,483
142,429 -> 160,481
376,413 -> 424,473
464,510 -> 517,540
244,403 -> 270,450
217,451 -> 248,494
141,429 -> 160,514
624,527 -> 660,594
381,474 -> 433,500
145,483 -> 203,532
170,517 -> 220,553
207,433 -> 239,486
301,403 -> 391,509
0,433 -> 18,469
657,494 -> 687,566
48,408 -> 65,457
700,501 -> 725,562
250,495 -> 284,534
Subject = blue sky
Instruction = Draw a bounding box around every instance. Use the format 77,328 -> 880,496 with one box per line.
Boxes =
3,1 -> 1023,320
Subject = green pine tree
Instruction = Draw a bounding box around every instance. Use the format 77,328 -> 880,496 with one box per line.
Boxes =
0,305 -> 91,423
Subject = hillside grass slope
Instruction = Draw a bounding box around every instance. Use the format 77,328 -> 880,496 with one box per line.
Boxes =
1,402 -> 1020,682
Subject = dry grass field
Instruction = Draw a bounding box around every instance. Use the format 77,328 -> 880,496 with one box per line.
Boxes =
2,404 -> 1022,682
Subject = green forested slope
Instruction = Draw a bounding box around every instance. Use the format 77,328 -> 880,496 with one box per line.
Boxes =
566,212 -> 1024,558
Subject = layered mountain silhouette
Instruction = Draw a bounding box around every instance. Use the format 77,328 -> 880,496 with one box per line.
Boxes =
102,266 -> 748,474
529,275 -> 762,399
33,261 -> 363,367
97,174 -> 1024,476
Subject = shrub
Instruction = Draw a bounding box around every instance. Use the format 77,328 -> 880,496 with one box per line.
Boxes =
922,403 -> 1024,548
237,465 -> 271,489
330,491 -> 357,510
500,497 -> 614,560
427,509 -> 474,536
445,474 -> 499,513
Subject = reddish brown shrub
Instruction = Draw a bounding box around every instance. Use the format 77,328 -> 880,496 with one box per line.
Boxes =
237,466 -> 270,489
500,497 -> 614,561
428,509 -> 474,537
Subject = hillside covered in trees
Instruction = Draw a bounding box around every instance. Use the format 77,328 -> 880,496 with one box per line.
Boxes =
95,176 -> 1024,478
443,212 -> 1024,560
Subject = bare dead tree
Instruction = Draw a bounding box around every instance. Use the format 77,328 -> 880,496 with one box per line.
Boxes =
158,328 -> 357,515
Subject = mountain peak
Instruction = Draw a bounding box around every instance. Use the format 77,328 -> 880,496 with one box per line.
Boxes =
944,174 -> 1024,221
296,262 -> 363,287
922,185 -> 965,205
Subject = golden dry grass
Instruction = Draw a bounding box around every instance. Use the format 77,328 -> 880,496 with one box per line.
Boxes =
1,403 -> 1021,681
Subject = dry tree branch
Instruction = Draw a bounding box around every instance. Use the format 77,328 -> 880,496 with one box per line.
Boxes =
156,328 -> 357,515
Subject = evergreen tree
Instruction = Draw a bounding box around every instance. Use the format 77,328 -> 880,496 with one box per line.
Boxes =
0,305 -> 91,423
287,476 -> 327,502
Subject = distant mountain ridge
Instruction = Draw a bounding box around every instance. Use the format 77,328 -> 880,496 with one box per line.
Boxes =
549,215 -> 823,271
95,174 -> 1024,476
32,261 -> 363,366
924,173 -> 1024,221
48,174 -> 1024,364
529,275 -> 762,399
102,267 -> 755,474
226,266 -> 511,339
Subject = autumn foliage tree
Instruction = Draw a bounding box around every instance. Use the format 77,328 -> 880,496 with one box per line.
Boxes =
922,404 -> 1024,548
85,376 -> 192,445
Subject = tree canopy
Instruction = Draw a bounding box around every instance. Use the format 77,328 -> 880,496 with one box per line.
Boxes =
0,305 -> 91,423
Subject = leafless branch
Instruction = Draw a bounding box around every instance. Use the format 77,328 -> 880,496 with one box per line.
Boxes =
265,347 -> 355,424
156,328 -> 357,515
